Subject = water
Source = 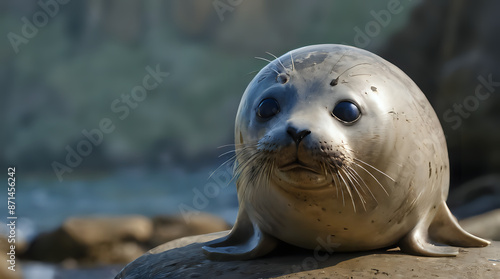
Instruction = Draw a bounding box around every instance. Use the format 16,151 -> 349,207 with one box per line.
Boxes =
0,164 -> 239,279
0,165 -> 239,243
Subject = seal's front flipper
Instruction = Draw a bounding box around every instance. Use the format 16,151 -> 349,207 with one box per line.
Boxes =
429,201 -> 490,248
202,208 -> 277,261
399,201 -> 490,257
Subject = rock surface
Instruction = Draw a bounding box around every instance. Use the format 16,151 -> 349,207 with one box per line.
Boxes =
115,232 -> 500,279
21,213 -> 230,265
22,215 -> 153,265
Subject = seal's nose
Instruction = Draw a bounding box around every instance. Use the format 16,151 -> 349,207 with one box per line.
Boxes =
286,126 -> 311,145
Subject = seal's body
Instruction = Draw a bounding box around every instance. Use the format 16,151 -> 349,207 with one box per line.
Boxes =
203,44 -> 489,260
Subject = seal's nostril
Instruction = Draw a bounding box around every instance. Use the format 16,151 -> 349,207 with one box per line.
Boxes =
287,126 -> 311,145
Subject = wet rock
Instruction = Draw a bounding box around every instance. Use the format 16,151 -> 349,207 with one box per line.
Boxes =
63,215 -> 154,245
115,232 -> 500,279
22,215 -> 153,265
21,213 -> 229,266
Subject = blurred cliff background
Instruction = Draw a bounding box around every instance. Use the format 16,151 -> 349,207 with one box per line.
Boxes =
0,0 -> 499,278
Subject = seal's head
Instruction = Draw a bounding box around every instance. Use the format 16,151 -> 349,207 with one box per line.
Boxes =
203,44 -> 489,260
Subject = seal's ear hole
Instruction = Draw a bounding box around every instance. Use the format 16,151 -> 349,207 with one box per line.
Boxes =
330,77 -> 339,86
276,73 -> 289,84
332,101 -> 361,123
257,98 -> 280,119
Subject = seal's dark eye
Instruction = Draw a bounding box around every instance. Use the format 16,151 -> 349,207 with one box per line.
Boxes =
257,98 -> 280,119
332,101 -> 360,123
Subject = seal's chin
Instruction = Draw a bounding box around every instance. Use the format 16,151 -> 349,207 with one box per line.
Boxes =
275,160 -> 332,190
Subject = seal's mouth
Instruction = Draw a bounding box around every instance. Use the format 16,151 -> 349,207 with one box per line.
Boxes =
275,159 -> 332,190
278,160 -> 321,174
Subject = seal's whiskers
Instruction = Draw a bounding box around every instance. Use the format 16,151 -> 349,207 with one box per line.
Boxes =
338,168 -> 357,212
353,158 -> 395,182
217,149 -> 237,158
329,50 -> 349,75
351,160 -> 391,196
329,165 -> 345,206
255,57 -> 280,76
336,63 -> 371,79
207,145 -> 240,182
208,154 -> 236,180
345,166 -> 369,198
343,168 -> 367,211
333,171 -> 341,201
346,165 -> 378,203
265,51 -> 287,72
345,167 -> 372,210
208,143 -> 262,188
254,56 -> 273,63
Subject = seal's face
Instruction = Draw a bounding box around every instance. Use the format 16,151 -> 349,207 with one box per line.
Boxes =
235,45 -> 401,210
244,67 -> 386,194
255,82 -> 364,191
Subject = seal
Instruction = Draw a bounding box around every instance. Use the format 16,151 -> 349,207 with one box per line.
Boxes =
202,44 -> 490,260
